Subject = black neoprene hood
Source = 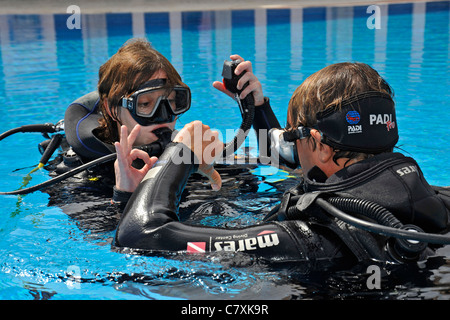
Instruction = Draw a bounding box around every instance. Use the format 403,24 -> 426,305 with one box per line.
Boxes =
315,91 -> 399,153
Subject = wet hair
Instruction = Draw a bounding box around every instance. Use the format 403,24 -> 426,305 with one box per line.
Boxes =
287,62 -> 394,164
96,38 -> 186,143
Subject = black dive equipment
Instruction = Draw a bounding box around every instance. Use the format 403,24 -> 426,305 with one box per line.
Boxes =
0,121 -> 65,173
0,125 -> 173,196
269,91 -> 399,168
2,63 -> 447,262
0,60 -> 255,195
0,123 -> 60,141
264,192 -> 450,261
221,59 -> 255,158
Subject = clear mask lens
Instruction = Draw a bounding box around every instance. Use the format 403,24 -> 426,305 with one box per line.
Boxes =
135,86 -> 190,118
269,126 -> 311,168
269,128 -> 299,168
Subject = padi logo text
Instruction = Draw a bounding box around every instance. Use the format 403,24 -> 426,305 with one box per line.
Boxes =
370,114 -> 393,125
213,231 -> 279,252
348,125 -> 362,134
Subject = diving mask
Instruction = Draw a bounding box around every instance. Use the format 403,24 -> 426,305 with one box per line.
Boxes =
122,79 -> 191,126
269,126 -> 311,168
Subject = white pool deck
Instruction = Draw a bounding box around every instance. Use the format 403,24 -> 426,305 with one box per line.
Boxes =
0,0 -> 440,14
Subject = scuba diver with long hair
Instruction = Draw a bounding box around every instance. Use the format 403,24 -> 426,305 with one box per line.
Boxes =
62,38 -> 220,202
0,39 -> 269,235
33,38 -> 232,201
113,57 -> 450,266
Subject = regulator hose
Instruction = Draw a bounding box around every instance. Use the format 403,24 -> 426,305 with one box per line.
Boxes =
0,128 -> 172,196
221,59 -> 255,158
0,123 -> 58,141
0,60 -> 257,195
315,197 -> 450,245
222,94 -> 255,158
265,194 -> 450,245
326,196 -> 403,229
0,153 -> 117,196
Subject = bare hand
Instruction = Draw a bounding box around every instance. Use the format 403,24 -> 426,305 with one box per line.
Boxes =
173,121 -> 223,191
114,125 -> 158,193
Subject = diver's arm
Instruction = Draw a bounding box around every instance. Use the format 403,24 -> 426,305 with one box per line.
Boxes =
212,56 -> 281,158
114,142 -> 195,248
252,97 -> 281,160
114,142 -> 311,261
253,97 -> 280,136
111,186 -> 133,209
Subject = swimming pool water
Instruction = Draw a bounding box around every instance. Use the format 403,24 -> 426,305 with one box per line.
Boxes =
0,2 -> 449,301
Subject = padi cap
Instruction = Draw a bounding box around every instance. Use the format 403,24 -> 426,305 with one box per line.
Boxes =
316,91 -> 399,153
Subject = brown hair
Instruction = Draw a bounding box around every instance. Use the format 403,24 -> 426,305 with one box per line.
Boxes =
287,62 -> 394,163
96,38 -> 185,143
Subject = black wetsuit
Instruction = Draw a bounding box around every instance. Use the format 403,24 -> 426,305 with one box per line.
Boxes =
114,99 -> 450,266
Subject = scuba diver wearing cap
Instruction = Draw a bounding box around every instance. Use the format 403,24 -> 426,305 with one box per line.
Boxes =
114,58 -> 450,265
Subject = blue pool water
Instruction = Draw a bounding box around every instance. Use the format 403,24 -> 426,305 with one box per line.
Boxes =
0,2 -> 449,300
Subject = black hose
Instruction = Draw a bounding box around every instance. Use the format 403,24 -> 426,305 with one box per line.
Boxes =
0,153 -> 117,196
265,194 -> 450,245
315,197 -> 450,245
220,59 -> 256,158
39,134 -> 64,166
222,95 -> 255,158
326,196 -> 403,229
0,129 -> 170,196
0,123 -> 57,141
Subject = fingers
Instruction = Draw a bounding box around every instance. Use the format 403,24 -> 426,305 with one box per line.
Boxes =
119,125 -> 129,152
213,55 -> 247,98
234,59 -> 253,76
239,76 -> 264,106
173,121 -> 224,164
114,139 -> 158,193
212,81 -> 234,99
121,124 -> 141,151
230,54 -> 245,65
173,121 -> 223,191
114,141 -> 128,171
225,57 -> 265,106
119,124 -> 142,150
140,156 -> 158,174
116,125 -> 156,172
199,164 -> 222,191
233,61 -> 264,106
129,148 -> 151,163
128,149 -> 157,173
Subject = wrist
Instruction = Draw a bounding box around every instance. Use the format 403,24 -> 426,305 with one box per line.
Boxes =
112,185 -> 133,204
257,97 -> 270,107
254,95 -> 266,107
